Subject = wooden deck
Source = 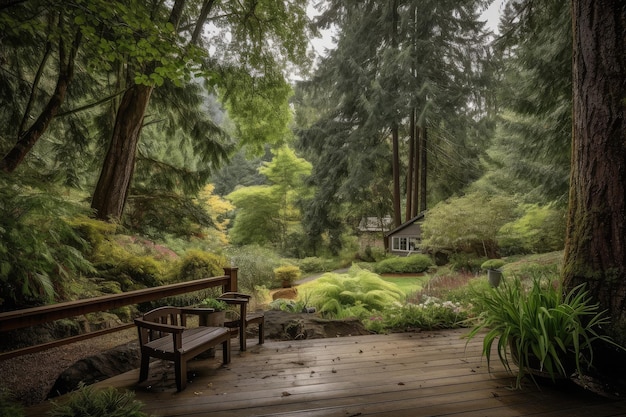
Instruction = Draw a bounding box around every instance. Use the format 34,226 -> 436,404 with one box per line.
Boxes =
27,328 -> 626,416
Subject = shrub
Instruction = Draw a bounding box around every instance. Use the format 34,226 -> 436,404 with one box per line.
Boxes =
421,192 -> 518,257
224,245 -> 282,293
274,265 -> 301,287
373,254 -> 433,274
449,253 -> 486,274
298,257 -> 337,274
49,385 -> 151,417
176,250 -> 227,281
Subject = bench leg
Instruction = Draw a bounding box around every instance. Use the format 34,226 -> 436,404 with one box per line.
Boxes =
175,355 -> 187,392
258,321 -> 264,345
222,339 -> 231,364
239,324 -> 247,351
138,353 -> 150,383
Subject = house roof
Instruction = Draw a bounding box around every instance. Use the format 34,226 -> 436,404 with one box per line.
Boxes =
358,216 -> 393,232
385,212 -> 425,237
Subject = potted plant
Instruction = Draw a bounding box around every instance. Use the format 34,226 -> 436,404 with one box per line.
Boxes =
481,259 -> 506,287
465,275 -> 622,388
197,297 -> 228,326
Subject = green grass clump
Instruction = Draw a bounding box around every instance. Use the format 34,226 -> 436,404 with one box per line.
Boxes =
49,385 -> 151,417
0,388 -> 23,417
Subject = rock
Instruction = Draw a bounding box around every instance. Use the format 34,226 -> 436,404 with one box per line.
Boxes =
47,342 -> 140,398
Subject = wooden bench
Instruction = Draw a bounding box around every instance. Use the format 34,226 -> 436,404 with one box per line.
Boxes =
217,292 -> 264,351
134,306 -> 231,392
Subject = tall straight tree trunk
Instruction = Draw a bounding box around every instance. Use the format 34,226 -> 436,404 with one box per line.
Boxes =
411,113 -> 420,218
91,85 -> 153,220
391,124 -> 402,228
563,0 -> 626,344
405,110 -> 415,220
418,126 -> 427,213
390,0 -> 401,228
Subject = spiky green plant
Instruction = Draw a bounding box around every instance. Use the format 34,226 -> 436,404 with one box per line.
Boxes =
48,385 -> 151,417
466,275 -> 623,388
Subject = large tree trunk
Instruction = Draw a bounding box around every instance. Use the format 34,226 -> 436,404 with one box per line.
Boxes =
563,0 -> 626,344
91,85 -> 153,221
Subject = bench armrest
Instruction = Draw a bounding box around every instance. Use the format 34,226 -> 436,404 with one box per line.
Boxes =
218,293 -> 251,305
179,307 -> 216,316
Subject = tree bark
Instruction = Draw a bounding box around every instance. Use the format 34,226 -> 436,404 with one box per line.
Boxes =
91,0 -> 188,221
406,110 -> 415,220
91,85 -> 153,220
419,126 -> 427,213
563,0 -> 626,344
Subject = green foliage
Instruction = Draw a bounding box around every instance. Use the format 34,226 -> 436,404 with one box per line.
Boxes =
274,265 -> 301,286
421,192 -> 518,257
49,384 -> 151,417
373,297 -> 468,333
224,245 -> 282,293
481,259 -> 506,271
93,241 -> 166,290
297,257 -> 340,274
198,297 -> 228,311
298,266 -> 404,319
0,388 -> 24,417
448,253 -> 487,274
497,204 -> 566,255
373,254 -> 433,274
269,298 -> 307,313
466,275 -> 623,388
227,146 -> 312,252
176,250 -> 227,282
0,178 -> 95,309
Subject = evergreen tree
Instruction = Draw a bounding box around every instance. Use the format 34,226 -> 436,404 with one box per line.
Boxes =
296,0 -> 491,249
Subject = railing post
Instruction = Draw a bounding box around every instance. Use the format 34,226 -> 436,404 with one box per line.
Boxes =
223,267 -> 238,293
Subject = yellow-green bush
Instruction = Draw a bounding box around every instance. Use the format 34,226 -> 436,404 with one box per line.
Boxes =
176,250 -> 227,281
274,265 -> 301,286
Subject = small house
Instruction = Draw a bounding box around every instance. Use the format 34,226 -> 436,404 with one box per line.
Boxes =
357,215 -> 393,251
385,212 -> 425,256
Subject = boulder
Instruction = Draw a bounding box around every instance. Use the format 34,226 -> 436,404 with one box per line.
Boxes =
47,342 -> 140,398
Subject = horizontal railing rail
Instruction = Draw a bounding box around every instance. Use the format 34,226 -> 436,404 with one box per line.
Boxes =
0,267 -> 238,360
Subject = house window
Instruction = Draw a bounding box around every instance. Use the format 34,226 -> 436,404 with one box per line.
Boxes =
392,237 -> 420,252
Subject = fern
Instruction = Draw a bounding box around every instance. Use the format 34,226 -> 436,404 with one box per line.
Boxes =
299,265 -> 404,319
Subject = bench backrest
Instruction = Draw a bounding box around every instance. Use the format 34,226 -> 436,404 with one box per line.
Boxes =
138,306 -> 189,343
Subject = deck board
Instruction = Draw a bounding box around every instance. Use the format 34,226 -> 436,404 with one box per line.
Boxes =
25,328 -> 626,417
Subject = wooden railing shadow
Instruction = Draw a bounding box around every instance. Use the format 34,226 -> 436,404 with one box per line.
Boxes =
0,267 -> 238,360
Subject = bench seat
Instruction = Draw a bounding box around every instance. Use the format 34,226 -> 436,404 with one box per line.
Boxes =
135,306 -> 231,391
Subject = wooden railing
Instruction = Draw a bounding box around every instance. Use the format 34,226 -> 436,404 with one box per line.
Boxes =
0,267 -> 238,360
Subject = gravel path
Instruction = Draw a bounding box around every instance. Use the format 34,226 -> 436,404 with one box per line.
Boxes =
0,327 -> 137,407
